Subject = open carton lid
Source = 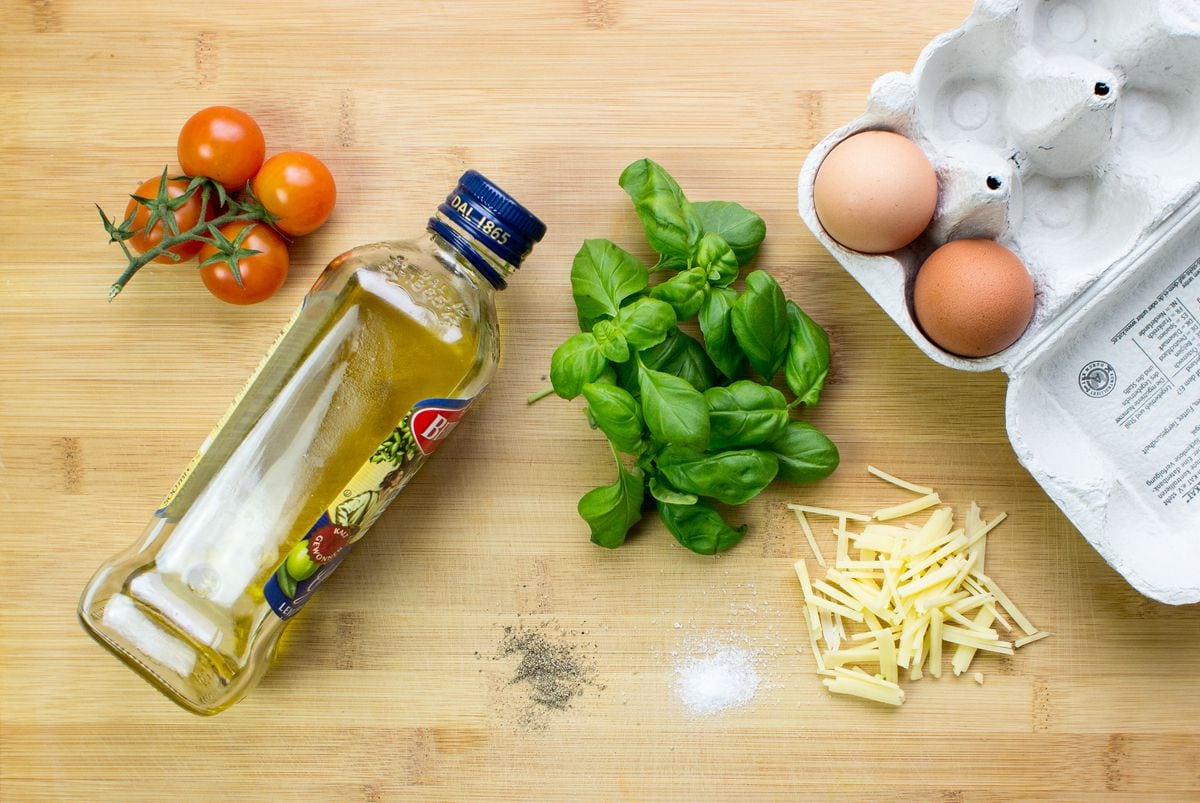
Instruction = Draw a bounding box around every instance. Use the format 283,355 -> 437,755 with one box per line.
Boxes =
1006,197 -> 1200,605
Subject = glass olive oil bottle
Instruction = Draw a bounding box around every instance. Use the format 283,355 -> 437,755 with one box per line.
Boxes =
79,171 -> 545,714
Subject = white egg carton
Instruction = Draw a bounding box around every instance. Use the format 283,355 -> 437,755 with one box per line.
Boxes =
798,0 -> 1200,604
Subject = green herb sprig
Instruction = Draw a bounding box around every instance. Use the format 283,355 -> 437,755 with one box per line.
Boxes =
96,167 -> 279,300
370,414 -> 419,466
542,159 -> 839,555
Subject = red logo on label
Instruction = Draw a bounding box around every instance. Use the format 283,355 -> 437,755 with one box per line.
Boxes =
308,524 -> 354,564
411,404 -> 470,455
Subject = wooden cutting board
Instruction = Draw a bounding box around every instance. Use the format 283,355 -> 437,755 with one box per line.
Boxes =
2,1 -> 1197,800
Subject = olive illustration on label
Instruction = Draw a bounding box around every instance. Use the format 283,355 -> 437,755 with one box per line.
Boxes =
275,564 -> 298,598
285,540 -> 321,581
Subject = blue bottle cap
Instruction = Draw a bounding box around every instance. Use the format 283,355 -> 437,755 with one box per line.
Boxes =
436,170 -> 546,275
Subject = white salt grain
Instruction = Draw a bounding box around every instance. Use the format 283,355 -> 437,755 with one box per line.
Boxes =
673,646 -> 760,715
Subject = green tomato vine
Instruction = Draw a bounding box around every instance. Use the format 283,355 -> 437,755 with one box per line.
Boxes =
96,166 -> 281,300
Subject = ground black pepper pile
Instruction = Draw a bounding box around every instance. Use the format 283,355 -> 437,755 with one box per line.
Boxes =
489,621 -> 601,729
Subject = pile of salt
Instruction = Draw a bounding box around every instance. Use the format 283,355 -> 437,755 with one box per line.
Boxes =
673,646 -> 760,716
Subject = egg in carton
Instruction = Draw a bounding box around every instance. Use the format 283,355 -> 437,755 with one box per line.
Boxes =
799,0 -> 1200,604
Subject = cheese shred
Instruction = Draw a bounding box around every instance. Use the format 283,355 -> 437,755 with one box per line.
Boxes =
792,509 -> 826,567
867,465 -> 935,495
789,468 -> 1047,707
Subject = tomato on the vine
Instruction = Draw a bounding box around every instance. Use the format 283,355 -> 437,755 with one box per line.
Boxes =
178,106 -> 266,192
251,151 -> 337,236
198,222 -> 289,305
125,176 -> 215,264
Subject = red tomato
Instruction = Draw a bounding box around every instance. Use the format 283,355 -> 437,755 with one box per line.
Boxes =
178,106 -> 266,191
198,222 -> 289,305
251,151 -> 337,236
125,176 -> 215,264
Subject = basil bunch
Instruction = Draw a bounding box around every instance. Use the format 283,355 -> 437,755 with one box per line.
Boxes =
549,159 -> 838,555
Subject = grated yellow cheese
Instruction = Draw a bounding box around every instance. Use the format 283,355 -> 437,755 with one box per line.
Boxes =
973,572 -> 1037,635
867,465 -> 935,495
819,607 -> 840,651
928,609 -> 944,679
823,668 -> 905,706
787,504 -> 871,522
952,608 -> 995,677
793,560 -> 826,672
1014,631 -> 1051,648
852,530 -> 900,554
836,521 -> 850,566
809,594 -> 866,624
825,645 -> 881,667
940,624 -> 1013,654
813,579 -> 866,613
874,493 -> 942,521
876,627 -> 898,684
792,509 -> 826,567
789,468 -> 1048,706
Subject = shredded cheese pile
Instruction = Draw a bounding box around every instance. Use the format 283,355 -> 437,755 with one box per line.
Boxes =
789,466 -> 1050,706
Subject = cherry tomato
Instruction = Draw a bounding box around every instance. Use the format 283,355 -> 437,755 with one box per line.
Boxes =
198,222 -> 289,305
178,106 -> 266,191
125,176 -> 215,264
251,151 -> 336,236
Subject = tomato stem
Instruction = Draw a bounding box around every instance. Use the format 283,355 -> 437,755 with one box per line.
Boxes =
101,171 -> 278,301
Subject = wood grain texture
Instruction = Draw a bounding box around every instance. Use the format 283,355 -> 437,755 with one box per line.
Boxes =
2,1 -> 1198,800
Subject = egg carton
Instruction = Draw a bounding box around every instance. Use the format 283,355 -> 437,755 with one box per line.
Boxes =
798,0 -> 1200,604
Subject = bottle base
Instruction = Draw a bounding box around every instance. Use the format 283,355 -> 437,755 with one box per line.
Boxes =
78,568 -> 256,716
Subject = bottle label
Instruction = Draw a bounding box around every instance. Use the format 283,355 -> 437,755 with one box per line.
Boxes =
262,395 -> 477,619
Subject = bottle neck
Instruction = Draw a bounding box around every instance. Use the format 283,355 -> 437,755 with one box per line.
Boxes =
426,212 -> 516,291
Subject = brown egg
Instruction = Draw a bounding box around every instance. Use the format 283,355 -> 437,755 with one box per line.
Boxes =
813,130 -> 938,254
913,239 -> 1035,358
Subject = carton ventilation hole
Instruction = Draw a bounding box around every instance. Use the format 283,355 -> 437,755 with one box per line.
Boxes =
1094,82 -> 1111,97
986,176 -> 1002,191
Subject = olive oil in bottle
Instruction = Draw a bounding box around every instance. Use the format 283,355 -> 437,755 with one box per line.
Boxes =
79,171 -> 545,714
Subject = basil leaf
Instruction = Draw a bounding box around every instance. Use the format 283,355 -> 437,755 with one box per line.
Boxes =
784,301 -> 831,406
732,270 -> 789,381
571,239 -> 649,323
657,447 -> 779,506
578,461 -> 645,549
649,268 -> 708,320
649,475 -> 698,506
657,498 -> 747,555
694,200 -> 766,266
637,364 -> 710,449
582,382 -> 644,454
635,449 -> 658,476
693,231 -> 740,287
618,159 -> 702,259
550,333 -> 607,400
769,421 -> 839,484
674,333 -> 720,392
703,381 -> 789,450
614,297 -> 676,351
595,364 -> 619,386
613,357 -> 640,397
698,286 -> 745,381
593,319 -> 631,363
641,329 -> 719,391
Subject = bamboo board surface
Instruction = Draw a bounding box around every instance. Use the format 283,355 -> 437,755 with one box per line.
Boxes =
2,1 -> 1198,800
